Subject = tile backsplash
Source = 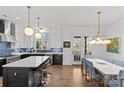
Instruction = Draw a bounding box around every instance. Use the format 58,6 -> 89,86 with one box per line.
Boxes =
0,42 -> 11,57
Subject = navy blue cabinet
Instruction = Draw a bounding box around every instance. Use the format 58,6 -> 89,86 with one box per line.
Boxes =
3,67 -> 34,87
0,59 -> 6,76
0,20 -> 5,33
52,54 -> 63,65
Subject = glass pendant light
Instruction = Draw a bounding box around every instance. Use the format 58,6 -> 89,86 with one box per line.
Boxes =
89,11 -> 111,44
24,6 -> 33,36
35,17 -> 41,39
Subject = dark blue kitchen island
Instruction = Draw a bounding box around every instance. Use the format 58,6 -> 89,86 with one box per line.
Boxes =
2,56 -> 50,87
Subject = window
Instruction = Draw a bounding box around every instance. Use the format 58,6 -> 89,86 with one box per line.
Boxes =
36,32 -> 50,49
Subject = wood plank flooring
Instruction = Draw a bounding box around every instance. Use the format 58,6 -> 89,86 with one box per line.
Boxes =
0,76 -> 2,87
0,65 -> 100,87
46,65 -> 99,87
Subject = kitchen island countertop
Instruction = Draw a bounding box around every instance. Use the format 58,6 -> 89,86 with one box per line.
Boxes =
12,52 -> 63,56
2,56 -> 50,67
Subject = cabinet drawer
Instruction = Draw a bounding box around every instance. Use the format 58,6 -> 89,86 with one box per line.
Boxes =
6,68 -> 29,87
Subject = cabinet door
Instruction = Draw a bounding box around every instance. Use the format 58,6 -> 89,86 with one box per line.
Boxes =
10,23 -> 15,36
0,61 -> 3,75
53,54 -> 63,65
0,59 -> 6,75
6,68 -> 29,87
0,20 -> 5,33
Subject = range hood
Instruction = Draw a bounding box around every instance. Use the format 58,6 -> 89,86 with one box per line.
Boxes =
0,19 -> 16,42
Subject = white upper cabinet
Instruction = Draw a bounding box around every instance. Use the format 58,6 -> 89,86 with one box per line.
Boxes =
15,24 -> 34,48
49,29 -> 62,48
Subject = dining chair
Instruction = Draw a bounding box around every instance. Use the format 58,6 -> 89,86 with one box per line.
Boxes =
81,58 -> 85,76
84,55 -> 93,58
113,60 -> 124,67
82,58 -> 88,79
108,70 -> 124,87
104,59 -> 115,64
85,59 -> 103,86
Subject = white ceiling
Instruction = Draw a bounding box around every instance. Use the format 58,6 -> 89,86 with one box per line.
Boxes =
0,6 -> 124,29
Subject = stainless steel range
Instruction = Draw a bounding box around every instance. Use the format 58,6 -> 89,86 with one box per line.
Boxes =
5,55 -> 20,63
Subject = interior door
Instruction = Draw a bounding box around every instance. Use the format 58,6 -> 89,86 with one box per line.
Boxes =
72,36 -> 82,64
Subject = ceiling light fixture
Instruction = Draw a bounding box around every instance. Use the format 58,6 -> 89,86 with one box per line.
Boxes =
35,17 -> 41,39
16,17 -> 20,19
52,24 -> 55,26
3,14 -> 8,18
34,24 -> 37,26
24,6 -> 33,36
89,11 -> 111,45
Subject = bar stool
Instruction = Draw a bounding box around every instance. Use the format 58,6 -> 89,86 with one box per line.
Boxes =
34,68 -> 48,87
34,56 -> 52,87
33,70 -> 43,87
41,56 -> 52,77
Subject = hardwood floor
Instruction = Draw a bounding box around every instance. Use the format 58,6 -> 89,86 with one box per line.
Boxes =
46,65 -> 99,87
0,65 -> 100,87
0,76 -> 2,87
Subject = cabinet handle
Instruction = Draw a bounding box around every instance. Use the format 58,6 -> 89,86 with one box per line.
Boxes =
14,73 -> 17,76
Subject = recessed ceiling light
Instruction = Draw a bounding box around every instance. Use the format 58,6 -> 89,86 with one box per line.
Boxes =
3,14 -> 8,18
84,25 -> 89,27
16,17 -> 20,19
52,24 -> 55,26
35,24 -> 37,26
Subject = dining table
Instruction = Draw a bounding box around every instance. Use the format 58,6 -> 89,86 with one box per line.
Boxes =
84,58 -> 124,86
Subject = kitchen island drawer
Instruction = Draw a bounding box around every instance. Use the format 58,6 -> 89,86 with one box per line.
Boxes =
3,68 -> 31,87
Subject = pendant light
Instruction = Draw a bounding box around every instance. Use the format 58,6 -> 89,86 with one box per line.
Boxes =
24,6 -> 33,36
89,11 -> 111,44
35,17 -> 41,39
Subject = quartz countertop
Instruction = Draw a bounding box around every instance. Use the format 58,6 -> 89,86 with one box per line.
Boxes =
0,52 -> 62,61
12,52 -> 63,55
2,56 -> 50,67
84,58 -> 124,75
0,57 -> 5,60
0,57 -> 4,59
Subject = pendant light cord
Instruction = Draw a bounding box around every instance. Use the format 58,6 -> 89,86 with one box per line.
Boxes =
97,11 -> 101,36
37,17 -> 40,32
27,6 -> 31,27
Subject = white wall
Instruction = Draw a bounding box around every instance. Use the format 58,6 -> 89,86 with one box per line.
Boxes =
62,28 -> 73,65
49,29 -> 63,48
94,18 -> 124,61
